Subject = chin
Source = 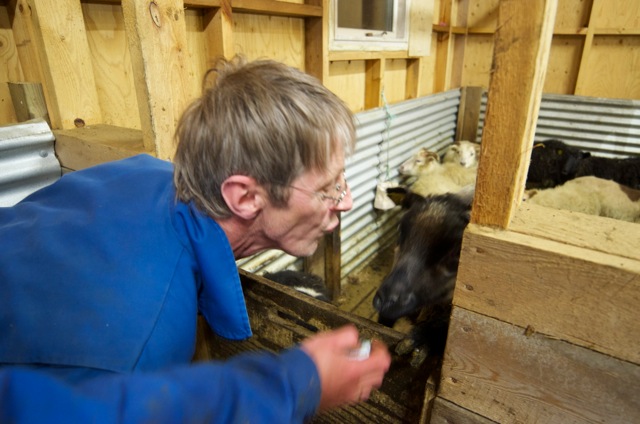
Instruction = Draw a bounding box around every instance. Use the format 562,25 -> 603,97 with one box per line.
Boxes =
285,241 -> 319,258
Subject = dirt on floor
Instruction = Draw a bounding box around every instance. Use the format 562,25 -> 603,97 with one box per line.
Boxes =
334,244 -> 414,335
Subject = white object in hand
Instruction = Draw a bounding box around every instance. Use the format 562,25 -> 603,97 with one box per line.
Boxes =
349,339 -> 371,361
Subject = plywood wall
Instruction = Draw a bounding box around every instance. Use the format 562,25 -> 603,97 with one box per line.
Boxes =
1,0 -> 638,131
450,0 -> 640,99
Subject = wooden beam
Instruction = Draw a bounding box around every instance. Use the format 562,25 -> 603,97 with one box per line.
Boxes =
304,0 -> 327,82
203,0 -> 234,64
79,0 -> 323,18
26,0 -> 103,129
455,86 -> 483,142
8,82 -> 49,124
456,217 -> 640,364
470,0 -> 557,228
573,0 -> 599,95
122,0 -> 199,160
364,59 -> 384,109
405,57 -> 423,99
408,0 -> 433,57
440,307 -> 640,423
54,124 -> 152,171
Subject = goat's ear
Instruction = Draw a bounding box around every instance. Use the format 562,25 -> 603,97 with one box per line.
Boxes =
386,186 -> 408,206
402,191 -> 426,209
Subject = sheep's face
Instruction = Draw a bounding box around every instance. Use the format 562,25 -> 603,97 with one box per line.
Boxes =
399,149 -> 440,176
373,193 -> 471,324
443,141 -> 480,168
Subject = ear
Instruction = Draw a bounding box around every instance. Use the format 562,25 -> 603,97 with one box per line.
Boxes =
220,175 -> 265,220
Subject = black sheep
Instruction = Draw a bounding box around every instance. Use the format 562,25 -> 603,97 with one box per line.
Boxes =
571,155 -> 640,190
526,139 -> 590,189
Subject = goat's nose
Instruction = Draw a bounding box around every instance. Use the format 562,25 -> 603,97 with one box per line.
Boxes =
372,292 -> 383,311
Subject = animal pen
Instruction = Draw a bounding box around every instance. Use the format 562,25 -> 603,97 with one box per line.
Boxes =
1,0 -> 639,423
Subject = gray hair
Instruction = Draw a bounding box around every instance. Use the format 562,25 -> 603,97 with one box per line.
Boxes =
173,56 -> 356,218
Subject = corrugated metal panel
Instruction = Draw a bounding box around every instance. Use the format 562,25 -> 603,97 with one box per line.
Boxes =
0,119 -> 61,207
477,92 -> 640,158
238,89 -> 463,280
341,90 -> 461,279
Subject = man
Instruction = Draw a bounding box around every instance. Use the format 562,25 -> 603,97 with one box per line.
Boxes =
0,56 -> 391,421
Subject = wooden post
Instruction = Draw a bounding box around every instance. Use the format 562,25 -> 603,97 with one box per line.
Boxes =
8,82 -> 50,124
26,0 -> 102,129
122,0 -> 199,160
455,86 -> 484,142
365,59 -> 384,109
203,1 -> 234,64
471,0 -> 557,229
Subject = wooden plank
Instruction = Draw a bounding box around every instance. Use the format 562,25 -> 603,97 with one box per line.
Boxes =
471,0 -> 557,228
6,0 -> 45,87
454,222 -> 640,364
440,308 -> 640,423
195,270 -> 438,424
455,86 -> 483,142
81,2 -> 141,130
364,59 -> 383,109
408,0 -> 433,57
511,202 -> 640,262
7,82 -> 49,123
203,1 -> 234,62
405,58 -> 422,100
82,0 -> 323,18
433,0 -> 453,92
573,0 -> 599,95
193,0 -> 323,18
54,124 -> 152,171
430,397 -> 497,424
27,0 -> 102,129
122,0 -> 199,160
303,0 -> 326,82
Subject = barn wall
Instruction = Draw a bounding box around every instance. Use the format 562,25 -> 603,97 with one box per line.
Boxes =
1,0 -> 639,129
475,91 -> 640,157
443,0 -> 640,100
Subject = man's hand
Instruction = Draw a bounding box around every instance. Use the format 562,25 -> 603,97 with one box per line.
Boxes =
300,324 -> 391,411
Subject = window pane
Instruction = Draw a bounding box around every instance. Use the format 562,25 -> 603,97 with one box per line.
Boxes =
337,0 -> 394,32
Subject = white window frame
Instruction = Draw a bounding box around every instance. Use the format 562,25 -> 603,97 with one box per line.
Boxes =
330,0 -> 411,52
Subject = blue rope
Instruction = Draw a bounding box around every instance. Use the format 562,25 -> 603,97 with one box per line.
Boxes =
380,88 -> 396,182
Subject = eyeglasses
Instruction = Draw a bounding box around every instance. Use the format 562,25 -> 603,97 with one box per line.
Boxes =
290,172 -> 348,207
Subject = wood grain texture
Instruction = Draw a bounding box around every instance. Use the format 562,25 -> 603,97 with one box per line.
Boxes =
471,0 -> 557,228
82,3 -> 140,129
27,0 -> 102,129
439,307 -> 640,423
54,124 -> 151,170
454,221 -> 640,364
195,270 -> 438,424
122,0 -> 199,159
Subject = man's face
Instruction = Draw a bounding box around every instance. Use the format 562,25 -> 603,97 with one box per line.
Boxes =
262,157 -> 353,257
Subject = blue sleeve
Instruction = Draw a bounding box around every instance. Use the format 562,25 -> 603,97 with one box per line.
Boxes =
0,347 -> 321,424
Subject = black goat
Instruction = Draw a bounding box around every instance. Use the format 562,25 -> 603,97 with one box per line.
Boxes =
373,187 -> 473,361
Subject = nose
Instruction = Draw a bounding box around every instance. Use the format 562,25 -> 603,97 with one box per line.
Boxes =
333,185 -> 353,212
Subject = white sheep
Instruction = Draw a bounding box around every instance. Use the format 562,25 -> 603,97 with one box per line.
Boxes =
523,176 -> 640,223
442,140 -> 481,168
399,150 -> 476,197
398,148 -> 440,177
